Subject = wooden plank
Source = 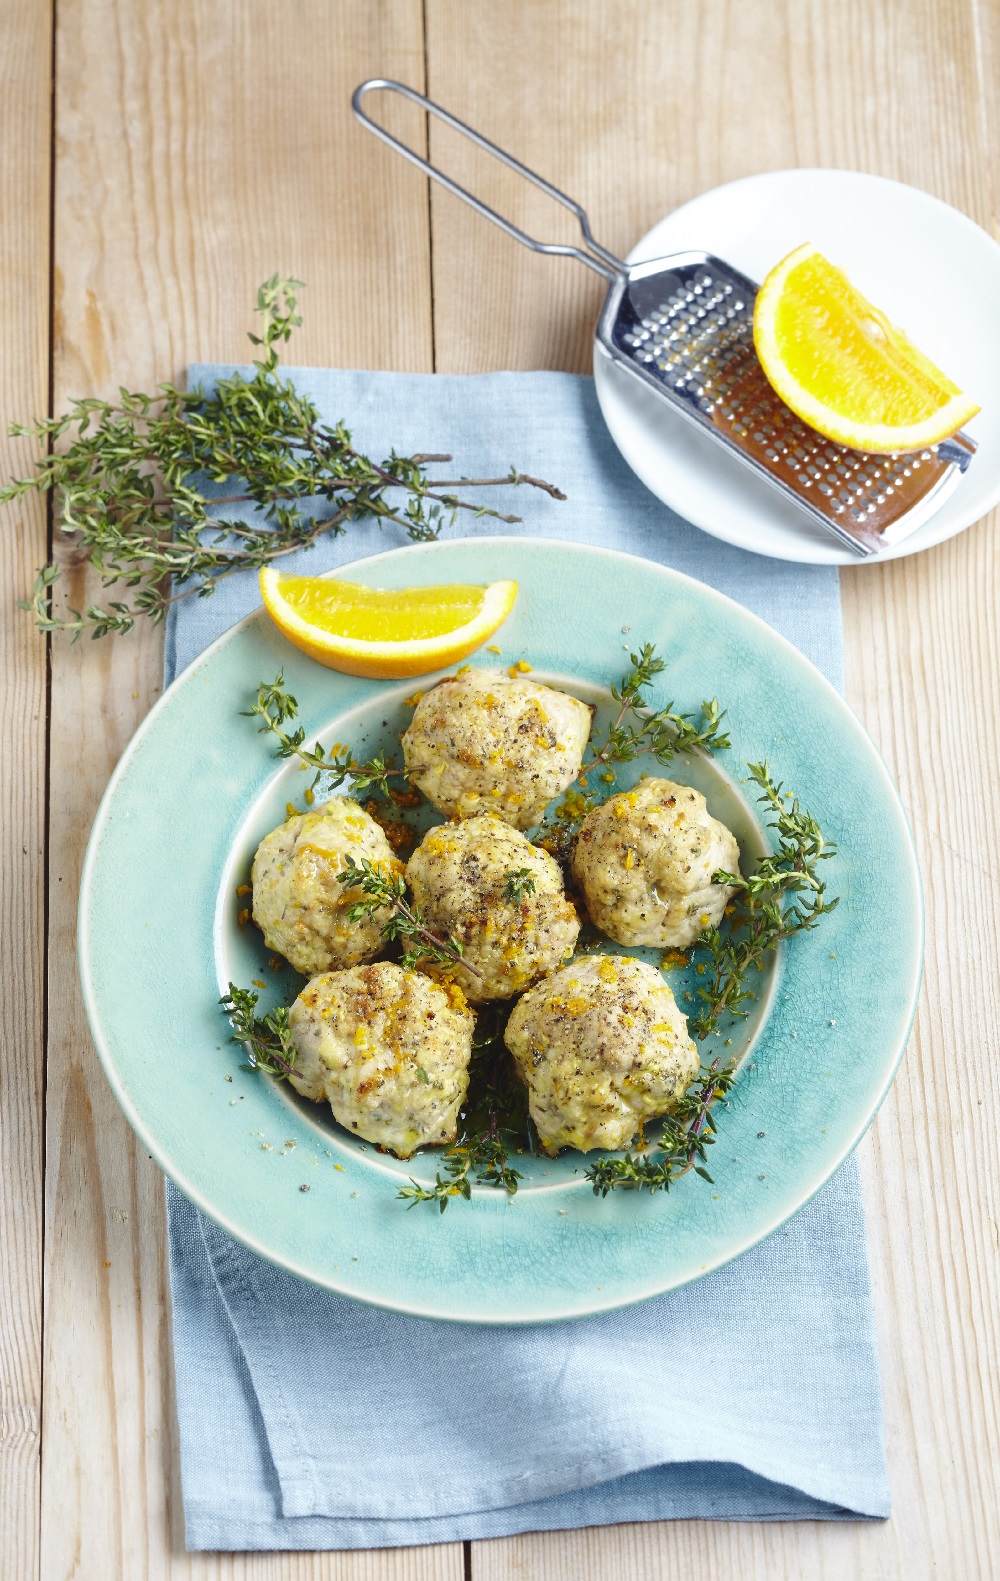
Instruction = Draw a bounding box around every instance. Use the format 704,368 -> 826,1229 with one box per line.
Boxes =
420,2 -> 1000,1578
42,1 -> 459,1576
0,4 -> 53,1579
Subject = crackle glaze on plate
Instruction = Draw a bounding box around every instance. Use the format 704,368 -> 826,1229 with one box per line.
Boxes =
79,539 -> 922,1323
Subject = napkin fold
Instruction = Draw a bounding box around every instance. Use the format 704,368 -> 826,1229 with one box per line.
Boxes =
166,366 -> 890,1549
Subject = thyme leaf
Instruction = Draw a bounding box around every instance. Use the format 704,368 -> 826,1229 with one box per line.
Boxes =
585,1057 -> 737,1195
502,866 -> 537,903
588,642 -> 730,773
397,1151 -> 475,1211
245,671 -> 402,797
337,855 -> 483,981
5,275 -> 563,640
397,1129 -> 524,1212
689,761 -> 839,1040
220,982 -> 297,1079
398,1009 -> 527,1210
533,642 -> 729,855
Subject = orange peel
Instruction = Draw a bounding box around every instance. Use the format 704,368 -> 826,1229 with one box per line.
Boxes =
258,570 -> 518,678
753,242 -> 979,452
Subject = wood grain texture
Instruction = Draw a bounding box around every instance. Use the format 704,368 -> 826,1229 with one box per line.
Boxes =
3,0 -> 995,1576
976,0 -> 1000,234
0,5 -> 52,1580
421,2 -> 1000,1578
39,2 -> 455,1578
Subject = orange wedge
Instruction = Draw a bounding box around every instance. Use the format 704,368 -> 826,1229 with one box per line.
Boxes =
258,569 -> 518,678
753,243 -> 979,452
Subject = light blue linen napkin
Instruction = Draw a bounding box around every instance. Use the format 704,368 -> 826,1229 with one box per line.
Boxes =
166,366 -> 890,1550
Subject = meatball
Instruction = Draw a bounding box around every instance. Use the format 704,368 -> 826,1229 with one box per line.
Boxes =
572,778 -> 740,949
503,954 -> 698,1154
252,797 -> 399,977
402,669 -> 593,829
288,962 -> 474,1158
406,814 -> 580,1002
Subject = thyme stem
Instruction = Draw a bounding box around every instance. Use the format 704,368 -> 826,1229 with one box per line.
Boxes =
586,642 -> 730,772
4,276 -> 563,640
398,1012 -> 526,1209
244,672 -> 405,797
220,983 -> 297,1080
337,856 -> 484,982
689,762 -> 838,1041
585,1057 -> 737,1196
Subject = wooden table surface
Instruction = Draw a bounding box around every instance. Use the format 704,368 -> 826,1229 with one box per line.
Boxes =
3,2 -> 999,1576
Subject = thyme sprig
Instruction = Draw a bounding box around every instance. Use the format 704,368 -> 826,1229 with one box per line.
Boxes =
397,1129 -> 523,1211
337,856 -> 484,981
502,867 -> 537,903
689,762 -> 838,1040
6,275 -> 563,640
587,643 -> 730,772
220,983 -> 297,1079
585,1057 -> 737,1195
245,671 -> 402,797
533,643 -> 729,857
396,1149 -> 475,1210
398,1008 -> 527,1209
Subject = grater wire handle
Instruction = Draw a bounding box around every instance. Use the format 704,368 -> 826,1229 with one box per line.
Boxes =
352,80 -> 624,282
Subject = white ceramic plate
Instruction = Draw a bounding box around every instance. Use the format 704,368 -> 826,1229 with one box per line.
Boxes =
593,168 -> 1000,565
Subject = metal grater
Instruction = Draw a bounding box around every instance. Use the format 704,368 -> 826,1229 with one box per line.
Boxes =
354,80 -> 976,558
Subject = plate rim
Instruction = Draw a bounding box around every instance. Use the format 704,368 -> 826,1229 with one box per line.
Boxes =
78,535 -> 924,1322
593,165 -> 1000,566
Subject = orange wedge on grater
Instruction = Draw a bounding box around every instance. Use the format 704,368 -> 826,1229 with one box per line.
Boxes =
753,243 -> 979,452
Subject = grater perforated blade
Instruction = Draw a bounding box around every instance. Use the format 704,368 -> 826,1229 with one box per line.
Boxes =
353,80 -> 976,558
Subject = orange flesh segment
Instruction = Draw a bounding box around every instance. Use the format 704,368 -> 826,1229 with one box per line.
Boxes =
275,577 -> 486,642
770,253 -> 963,428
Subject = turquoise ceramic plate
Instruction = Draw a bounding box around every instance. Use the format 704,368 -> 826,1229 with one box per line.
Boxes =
79,538 -> 921,1323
